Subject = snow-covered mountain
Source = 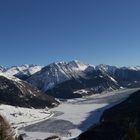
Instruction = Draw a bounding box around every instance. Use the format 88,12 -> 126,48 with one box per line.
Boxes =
27,60 -> 89,91
96,64 -> 140,88
27,61 -> 120,98
121,66 -> 140,71
3,64 -> 43,80
0,66 -> 6,72
96,64 -> 117,75
0,73 -> 59,108
96,64 -> 140,74
1,61 -> 140,99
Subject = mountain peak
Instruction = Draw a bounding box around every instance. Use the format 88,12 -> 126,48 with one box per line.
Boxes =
27,60 -> 89,91
96,64 -> 117,74
68,60 -> 89,71
47,60 -> 89,71
69,60 -> 80,63
0,66 -> 6,72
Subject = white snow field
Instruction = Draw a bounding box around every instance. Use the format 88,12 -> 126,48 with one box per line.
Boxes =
0,88 -> 139,140
0,105 -> 52,128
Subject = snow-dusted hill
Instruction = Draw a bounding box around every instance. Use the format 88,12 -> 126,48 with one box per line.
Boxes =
0,73 -> 59,108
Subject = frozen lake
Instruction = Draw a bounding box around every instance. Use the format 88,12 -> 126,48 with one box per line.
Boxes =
18,88 -> 139,140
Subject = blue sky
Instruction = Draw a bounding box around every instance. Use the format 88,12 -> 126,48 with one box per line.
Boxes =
0,0 -> 140,67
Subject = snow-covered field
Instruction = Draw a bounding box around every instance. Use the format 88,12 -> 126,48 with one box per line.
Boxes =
0,105 -> 52,129
0,88 -> 139,140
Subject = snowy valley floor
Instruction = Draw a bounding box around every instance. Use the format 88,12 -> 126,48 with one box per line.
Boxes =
0,88 -> 139,140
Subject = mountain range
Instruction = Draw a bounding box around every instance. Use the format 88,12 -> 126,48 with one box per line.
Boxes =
1,60 -> 140,99
1,64 -> 43,80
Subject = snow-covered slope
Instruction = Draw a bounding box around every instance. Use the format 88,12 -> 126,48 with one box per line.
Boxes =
121,66 -> 140,71
3,64 -> 43,80
0,104 -> 52,128
96,64 -> 117,74
96,64 -> 140,75
96,64 -> 140,87
27,60 -> 89,91
96,64 -> 140,74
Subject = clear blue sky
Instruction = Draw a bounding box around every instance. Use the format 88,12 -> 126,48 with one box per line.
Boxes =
0,0 -> 140,67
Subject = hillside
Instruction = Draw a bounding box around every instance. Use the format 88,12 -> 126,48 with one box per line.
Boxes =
79,90 -> 140,140
0,75 -> 59,108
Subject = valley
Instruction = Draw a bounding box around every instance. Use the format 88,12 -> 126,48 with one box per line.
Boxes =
0,88 -> 138,140
1,1 -> 139,139
0,61 -> 140,140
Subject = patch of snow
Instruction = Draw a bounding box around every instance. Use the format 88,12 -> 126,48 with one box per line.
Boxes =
68,60 -> 89,71
108,75 -> 118,84
73,89 -> 89,94
0,72 -> 21,82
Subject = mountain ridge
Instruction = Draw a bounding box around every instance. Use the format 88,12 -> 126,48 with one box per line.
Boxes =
1,60 -> 140,99
0,73 -> 59,108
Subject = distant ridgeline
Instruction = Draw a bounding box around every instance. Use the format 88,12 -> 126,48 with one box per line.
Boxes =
1,61 -> 140,99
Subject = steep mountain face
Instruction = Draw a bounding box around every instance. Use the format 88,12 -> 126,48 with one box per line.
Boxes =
113,69 -> 140,88
46,74 -> 120,99
96,64 -> 140,88
79,89 -> 140,140
27,61 -> 120,98
0,74 -> 59,108
96,64 -> 117,75
3,64 -> 43,80
27,60 -> 89,91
